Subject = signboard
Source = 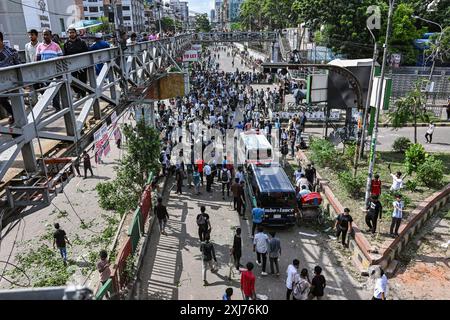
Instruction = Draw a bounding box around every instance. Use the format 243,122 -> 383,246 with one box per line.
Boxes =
183,50 -> 199,62
306,74 -> 328,104
191,44 -> 202,51
146,73 -> 189,100
94,123 -> 108,142
22,0 -> 52,33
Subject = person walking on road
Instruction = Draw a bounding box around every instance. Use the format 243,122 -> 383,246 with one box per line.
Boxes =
372,268 -> 388,300
365,195 -> 383,234
268,231 -> 281,276
293,268 -> 311,300
237,181 -> 246,217
200,234 -> 217,286
97,250 -> 111,287
53,223 -> 71,265
197,206 -> 211,242
193,166 -> 201,195
155,197 -> 169,235
240,262 -> 256,300
220,166 -> 231,199
231,227 -> 242,270
231,178 -> 240,211
286,259 -> 300,300
83,150 -> 94,179
251,206 -> 264,237
425,122 -> 435,143
222,288 -> 233,300
308,266 -> 326,300
389,194 -> 404,238
335,208 -> 353,247
253,226 -> 269,276
204,162 -> 212,192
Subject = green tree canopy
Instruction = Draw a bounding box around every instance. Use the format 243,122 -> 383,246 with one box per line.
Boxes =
195,14 -> 211,32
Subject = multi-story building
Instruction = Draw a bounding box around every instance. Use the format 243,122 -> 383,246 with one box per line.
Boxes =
210,9 -> 215,23
84,0 -> 145,32
214,0 -> 222,24
0,0 -> 77,49
228,0 -> 243,23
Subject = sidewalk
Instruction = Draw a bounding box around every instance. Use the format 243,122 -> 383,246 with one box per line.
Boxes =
0,112 -> 133,290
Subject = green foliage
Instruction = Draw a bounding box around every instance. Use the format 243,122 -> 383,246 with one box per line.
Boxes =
405,179 -> 418,192
404,143 -> 428,174
337,171 -> 365,198
380,191 -> 411,212
426,26 -> 450,64
240,0 -> 297,31
343,142 -> 356,161
310,137 -> 348,170
416,156 -> 445,188
230,22 -> 243,31
97,120 -> 160,216
392,137 -> 412,153
195,14 -> 211,32
389,80 -> 429,129
90,17 -> 112,34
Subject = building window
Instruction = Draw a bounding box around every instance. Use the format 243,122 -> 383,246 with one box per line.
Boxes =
123,6 -> 130,11
60,18 -> 65,32
90,17 -> 98,20
89,7 -> 98,12
100,7 -> 103,11
83,6 -> 87,11
87,0 -> 97,2
123,16 -> 131,21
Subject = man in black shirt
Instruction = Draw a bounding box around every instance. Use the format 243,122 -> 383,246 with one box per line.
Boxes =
334,208 -> 353,247
64,28 -> 88,98
308,265 -> 326,300
196,206 -> 211,241
155,197 -> 169,235
365,195 -> 383,234
53,223 -> 71,265
304,163 -> 317,190
231,228 -> 242,270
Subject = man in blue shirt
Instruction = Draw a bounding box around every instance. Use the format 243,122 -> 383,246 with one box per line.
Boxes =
252,207 -> 264,238
89,33 -> 110,75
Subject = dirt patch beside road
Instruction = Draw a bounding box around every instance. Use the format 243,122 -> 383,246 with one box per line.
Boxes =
388,204 -> 450,300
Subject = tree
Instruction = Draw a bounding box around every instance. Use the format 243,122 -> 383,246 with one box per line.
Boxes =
230,22 -> 243,31
96,120 -> 161,215
389,79 -> 429,143
426,26 -> 450,64
195,14 -> 211,32
90,17 -> 112,34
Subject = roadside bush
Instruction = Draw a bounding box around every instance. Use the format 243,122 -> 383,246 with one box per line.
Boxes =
310,137 -> 347,170
405,143 -> 428,174
380,191 -> 411,212
343,142 -> 356,161
392,137 -> 412,153
405,180 -> 418,192
416,156 -> 445,188
337,171 -> 365,198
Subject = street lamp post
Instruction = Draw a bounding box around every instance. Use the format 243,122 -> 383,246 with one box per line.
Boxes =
412,15 -> 443,92
358,27 -> 378,162
364,0 -> 395,206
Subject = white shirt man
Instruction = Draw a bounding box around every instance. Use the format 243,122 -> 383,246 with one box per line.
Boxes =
373,273 -> 388,300
253,231 -> 269,254
294,169 -> 303,183
235,170 -> 244,184
286,262 -> 299,295
296,177 -> 309,190
390,173 -> 403,191
25,38 -> 39,63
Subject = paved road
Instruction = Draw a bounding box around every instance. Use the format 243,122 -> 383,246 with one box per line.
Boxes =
135,45 -> 370,300
304,126 -> 450,153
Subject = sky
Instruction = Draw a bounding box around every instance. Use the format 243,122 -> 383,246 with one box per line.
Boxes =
185,0 -> 214,15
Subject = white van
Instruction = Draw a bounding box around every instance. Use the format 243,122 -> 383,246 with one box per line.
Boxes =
237,131 -> 273,165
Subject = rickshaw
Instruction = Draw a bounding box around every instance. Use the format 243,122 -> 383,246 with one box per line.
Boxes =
296,192 -> 325,225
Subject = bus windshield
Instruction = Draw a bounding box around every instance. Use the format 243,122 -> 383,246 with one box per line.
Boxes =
258,192 -> 296,208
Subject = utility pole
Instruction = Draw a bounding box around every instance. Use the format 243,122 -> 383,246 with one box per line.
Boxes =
358,27 -> 378,161
364,0 -> 395,206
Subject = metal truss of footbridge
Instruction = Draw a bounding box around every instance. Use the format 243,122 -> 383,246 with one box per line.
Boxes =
0,32 -> 279,227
